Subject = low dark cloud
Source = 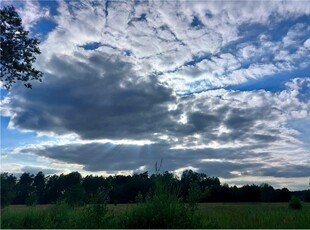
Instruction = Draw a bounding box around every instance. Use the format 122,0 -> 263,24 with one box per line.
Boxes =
20,142 -> 277,179
259,165 -> 310,178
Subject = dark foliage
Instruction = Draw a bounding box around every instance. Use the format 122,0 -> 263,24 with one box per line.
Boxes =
0,5 -> 43,89
0,173 -> 16,207
1,170 -> 308,207
289,196 -> 302,210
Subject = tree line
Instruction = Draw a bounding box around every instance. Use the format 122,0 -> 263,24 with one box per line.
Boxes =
1,170 -> 310,207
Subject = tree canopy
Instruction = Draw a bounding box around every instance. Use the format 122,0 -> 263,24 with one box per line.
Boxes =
2,170 -> 308,208
0,5 -> 43,90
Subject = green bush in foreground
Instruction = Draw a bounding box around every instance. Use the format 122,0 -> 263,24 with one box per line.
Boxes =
289,196 -> 302,210
116,175 -> 203,229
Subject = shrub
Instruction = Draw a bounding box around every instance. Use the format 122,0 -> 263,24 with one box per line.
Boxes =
289,196 -> 302,210
117,175 -> 203,229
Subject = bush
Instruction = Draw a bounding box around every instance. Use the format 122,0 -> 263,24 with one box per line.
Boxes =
117,175 -> 203,229
289,196 -> 302,210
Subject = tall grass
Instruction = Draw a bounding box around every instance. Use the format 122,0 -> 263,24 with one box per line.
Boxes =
1,175 -> 203,229
114,175 -> 203,228
2,176 -> 309,229
2,202 -> 310,229
199,203 -> 310,229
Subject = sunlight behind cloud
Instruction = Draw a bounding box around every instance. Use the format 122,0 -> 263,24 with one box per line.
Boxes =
1,0 -> 310,190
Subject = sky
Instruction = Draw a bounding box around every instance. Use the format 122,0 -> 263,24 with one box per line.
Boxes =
1,0 -> 310,191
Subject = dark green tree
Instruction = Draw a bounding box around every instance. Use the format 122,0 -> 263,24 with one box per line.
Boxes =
15,172 -> 34,204
64,184 -> 86,206
0,5 -> 43,89
33,171 -> 46,204
260,183 -> 275,202
0,173 -> 17,207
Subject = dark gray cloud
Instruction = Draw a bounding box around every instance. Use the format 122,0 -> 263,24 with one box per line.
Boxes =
4,53 -> 309,181
8,52 -> 177,140
259,165 -> 310,178
21,142 -> 273,179
6,50 -> 285,148
19,139 -> 308,179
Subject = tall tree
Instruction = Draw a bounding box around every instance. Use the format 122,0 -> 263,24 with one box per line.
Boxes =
33,171 -> 46,204
0,5 -> 43,89
0,173 -> 17,207
15,172 -> 34,204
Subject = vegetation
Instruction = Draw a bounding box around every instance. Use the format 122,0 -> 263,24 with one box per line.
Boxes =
0,5 -> 43,89
289,195 -> 303,210
2,170 -> 307,208
1,203 -> 310,229
1,170 -> 309,228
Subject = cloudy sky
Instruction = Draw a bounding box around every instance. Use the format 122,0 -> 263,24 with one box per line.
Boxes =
1,0 -> 310,191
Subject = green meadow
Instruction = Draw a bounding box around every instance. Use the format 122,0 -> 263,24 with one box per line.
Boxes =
1,202 -> 310,229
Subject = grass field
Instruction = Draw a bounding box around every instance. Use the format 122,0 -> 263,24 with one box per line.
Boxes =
198,203 -> 310,229
1,202 -> 310,229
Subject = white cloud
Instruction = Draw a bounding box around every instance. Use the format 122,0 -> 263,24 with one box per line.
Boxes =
2,0 -> 310,189
17,0 -> 50,30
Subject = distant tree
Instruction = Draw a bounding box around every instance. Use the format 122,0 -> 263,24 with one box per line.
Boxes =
181,170 -> 199,199
33,171 -> 46,204
304,190 -> 310,202
15,172 -> 34,204
241,184 -> 261,202
64,184 -> 86,206
44,174 -> 63,203
260,183 -> 275,202
82,175 -> 107,202
0,5 -> 43,89
0,173 -> 17,207
275,188 -> 291,202
64,171 -> 82,187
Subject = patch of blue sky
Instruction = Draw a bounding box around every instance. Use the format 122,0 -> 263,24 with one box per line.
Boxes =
286,118 -> 310,149
297,80 -> 310,103
80,42 -> 103,51
227,65 -> 310,92
31,19 -> 57,41
38,0 -> 59,16
185,53 -> 212,66
137,13 -> 147,21
268,15 -> 310,42
221,23 -> 267,55
128,13 -> 147,26
190,16 -> 204,29
1,116 -> 50,149
223,15 -> 310,56
0,89 -> 8,100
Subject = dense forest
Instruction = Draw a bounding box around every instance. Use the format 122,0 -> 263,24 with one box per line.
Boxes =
1,170 -> 310,207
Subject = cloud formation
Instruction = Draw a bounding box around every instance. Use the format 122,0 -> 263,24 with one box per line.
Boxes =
1,0 -> 310,189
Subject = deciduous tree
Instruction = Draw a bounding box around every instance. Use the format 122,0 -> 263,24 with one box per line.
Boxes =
0,5 -> 43,89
